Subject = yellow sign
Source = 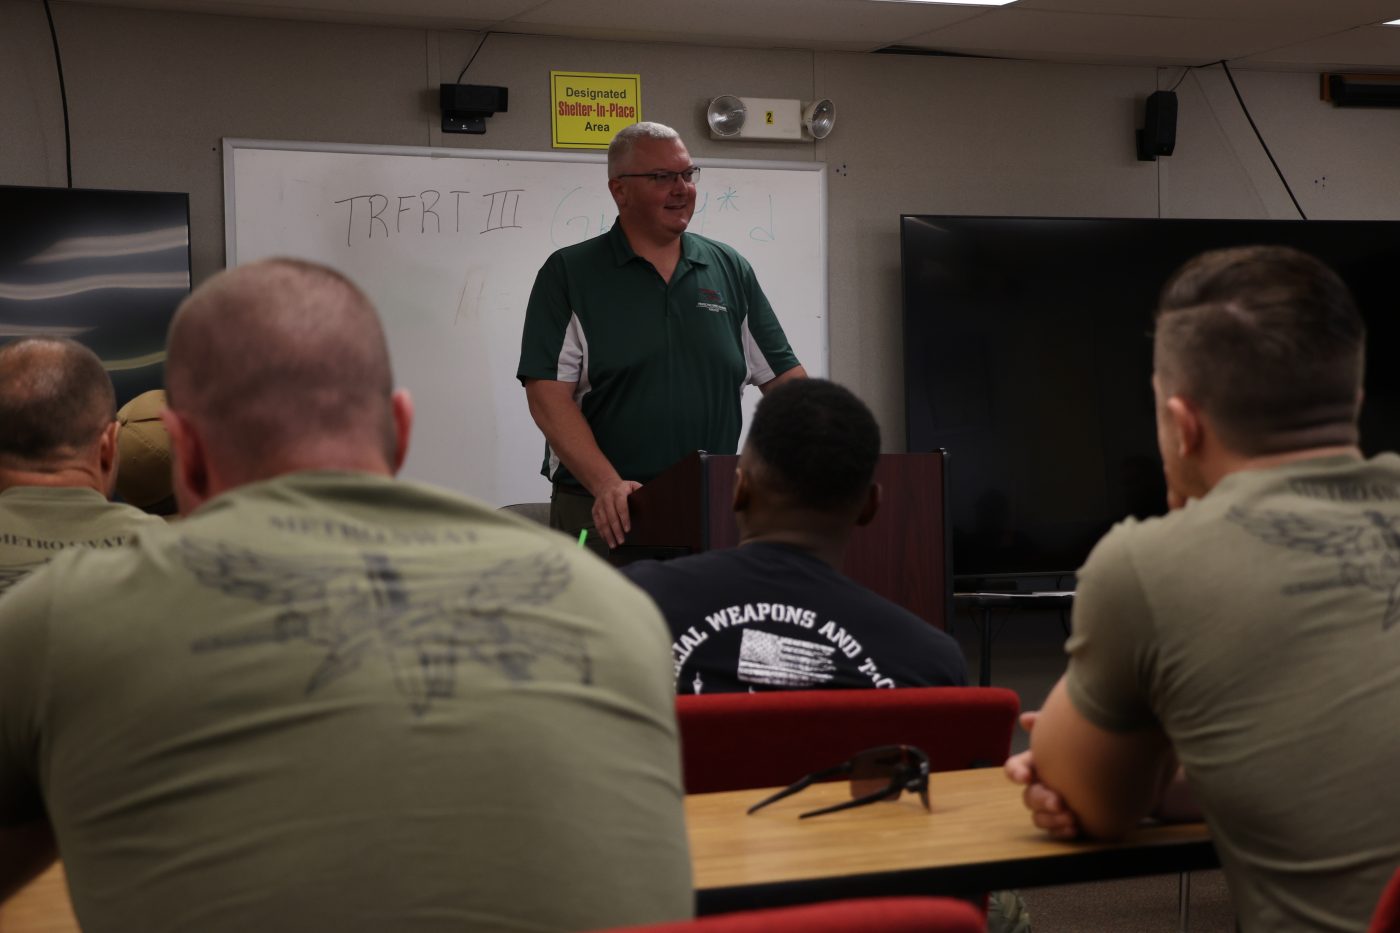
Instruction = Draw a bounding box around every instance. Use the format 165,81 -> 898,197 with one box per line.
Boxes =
550,71 -> 642,150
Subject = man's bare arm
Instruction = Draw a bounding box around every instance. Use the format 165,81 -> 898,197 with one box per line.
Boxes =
0,820 -> 57,904
1028,677 -> 1176,840
758,364 -> 808,395
523,378 -> 639,549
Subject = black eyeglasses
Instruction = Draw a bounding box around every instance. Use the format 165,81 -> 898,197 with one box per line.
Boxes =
613,167 -> 701,185
746,745 -> 931,819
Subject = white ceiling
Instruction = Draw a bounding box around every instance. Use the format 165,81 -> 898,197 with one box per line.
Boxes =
72,0 -> 1400,71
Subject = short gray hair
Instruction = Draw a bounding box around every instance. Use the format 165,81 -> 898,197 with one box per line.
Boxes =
608,122 -> 682,177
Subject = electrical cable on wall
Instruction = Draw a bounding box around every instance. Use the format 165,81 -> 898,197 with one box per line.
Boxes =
1167,64 -> 1200,93
456,32 -> 491,84
41,0 -> 74,188
1219,59 -> 1308,220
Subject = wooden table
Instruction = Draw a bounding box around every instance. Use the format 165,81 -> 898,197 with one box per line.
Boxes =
2,769 -> 1215,929
0,865 -> 77,933
689,767 -> 1216,915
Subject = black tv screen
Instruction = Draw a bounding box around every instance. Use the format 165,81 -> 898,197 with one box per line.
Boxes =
902,215 -> 1400,581
0,185 -> 191,404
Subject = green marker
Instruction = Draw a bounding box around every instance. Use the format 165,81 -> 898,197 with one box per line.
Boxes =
577,529 -> 588,549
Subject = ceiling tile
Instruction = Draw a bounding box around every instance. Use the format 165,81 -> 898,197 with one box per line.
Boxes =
897,8 -> 1357,64
506,0 -> 988,52
52,0 -> 1400,68
70,0 -> 528,29
1242,23 -> 1400,69
1016,0 -> 1400,28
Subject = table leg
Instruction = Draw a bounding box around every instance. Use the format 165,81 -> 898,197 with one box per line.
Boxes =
1178,870 -> 1191,932
979,607 -> 992,687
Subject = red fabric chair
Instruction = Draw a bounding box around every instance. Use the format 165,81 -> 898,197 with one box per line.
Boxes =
591,897 -> 985,933
676,686 -> 1020,794
1369,865 -> 1400,933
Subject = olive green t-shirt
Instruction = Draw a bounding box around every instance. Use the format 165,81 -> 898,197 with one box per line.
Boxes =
0,485 -> 164,596
0,471 -> 691,933
1065,454 -> 1400,933
517,224 -> 800,486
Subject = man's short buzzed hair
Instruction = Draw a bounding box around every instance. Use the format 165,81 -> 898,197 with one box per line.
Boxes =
0,337 -> 116,467
745,378 -> 880,511
608,122 -> 682,178
1154,245 -> 1365,456
166,258 -> 396,468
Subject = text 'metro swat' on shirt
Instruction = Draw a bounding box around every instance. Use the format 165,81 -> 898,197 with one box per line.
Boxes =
623,542 -> 967,694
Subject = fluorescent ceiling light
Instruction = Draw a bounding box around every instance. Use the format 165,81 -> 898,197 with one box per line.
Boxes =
1384,18 -> 1400,25
870,0 -> 1017,5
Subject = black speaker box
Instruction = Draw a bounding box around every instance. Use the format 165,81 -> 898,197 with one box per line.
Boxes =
440,84 -> 509,134
440,84 -> 508,114
1136,90 -> 1177,162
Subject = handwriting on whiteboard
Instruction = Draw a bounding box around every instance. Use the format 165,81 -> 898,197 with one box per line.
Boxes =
332,185 -> 776,247
332,189 -> 523,246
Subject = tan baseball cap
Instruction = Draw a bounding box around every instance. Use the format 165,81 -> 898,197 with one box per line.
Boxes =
116,389 -> 173,508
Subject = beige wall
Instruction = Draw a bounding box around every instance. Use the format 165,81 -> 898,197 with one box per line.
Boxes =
6,0 -> 1400,448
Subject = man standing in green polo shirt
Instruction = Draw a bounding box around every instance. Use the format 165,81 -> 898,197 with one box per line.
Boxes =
517,122 -> 806,553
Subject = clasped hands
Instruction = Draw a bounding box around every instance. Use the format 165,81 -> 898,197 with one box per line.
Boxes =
1003,711 -> 1082,840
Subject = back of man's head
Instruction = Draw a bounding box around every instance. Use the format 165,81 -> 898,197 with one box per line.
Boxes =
1155,245 -> 1365,456
745,378 -> 881,512
0,337 -> 116,472
165,258 -> 398,484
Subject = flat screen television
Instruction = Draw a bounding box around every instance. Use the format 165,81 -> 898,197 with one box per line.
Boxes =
902,215 -> 1400,583
0,185 -> 191,405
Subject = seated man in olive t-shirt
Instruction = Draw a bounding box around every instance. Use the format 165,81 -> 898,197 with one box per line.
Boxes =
0,337 -> 164,595
1008,245 -> 1400,933
0,260 -> 692,933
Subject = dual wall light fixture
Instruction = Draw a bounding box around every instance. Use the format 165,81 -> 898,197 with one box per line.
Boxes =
707,96 -> 836,141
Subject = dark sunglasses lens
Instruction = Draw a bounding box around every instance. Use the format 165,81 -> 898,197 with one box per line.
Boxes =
848,747 -> 905,799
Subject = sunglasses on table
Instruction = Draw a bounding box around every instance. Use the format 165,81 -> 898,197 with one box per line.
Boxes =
746,744 -> 931,819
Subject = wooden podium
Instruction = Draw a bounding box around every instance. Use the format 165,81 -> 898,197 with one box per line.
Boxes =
615,451 -> 952,629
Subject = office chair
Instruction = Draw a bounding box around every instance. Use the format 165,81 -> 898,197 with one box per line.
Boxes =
589,897 -> 985,933
676,686 -> 1020,794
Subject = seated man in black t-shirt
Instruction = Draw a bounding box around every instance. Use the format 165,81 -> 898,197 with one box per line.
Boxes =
623,378 -> 967,694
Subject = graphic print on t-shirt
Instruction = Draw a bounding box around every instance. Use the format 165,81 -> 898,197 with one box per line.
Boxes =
1227,505 -> 1400,629
177,538 -> 589,713
670,597 -> 910,694
736,628 -> 836,687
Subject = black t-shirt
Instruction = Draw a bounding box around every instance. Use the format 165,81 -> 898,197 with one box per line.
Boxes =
622,542 -> 968,695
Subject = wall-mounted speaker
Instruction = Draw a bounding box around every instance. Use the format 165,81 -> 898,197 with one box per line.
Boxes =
440,84 -> 509,134
1136,90 -> 1177,162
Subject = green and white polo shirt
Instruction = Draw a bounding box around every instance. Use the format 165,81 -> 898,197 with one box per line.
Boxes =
517,223 -> 799,487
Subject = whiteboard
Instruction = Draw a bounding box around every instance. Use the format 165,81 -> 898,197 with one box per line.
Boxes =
224,139 -> 827,506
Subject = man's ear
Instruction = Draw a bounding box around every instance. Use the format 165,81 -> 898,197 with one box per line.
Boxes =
607,177 -> 627,210
389,389 -> 414,474
97,421 -> 120,497
1165,396 -> 1204,458
856,482 -> 881,527
161,407 -> 209,517
731,465 -> 751,513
